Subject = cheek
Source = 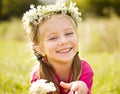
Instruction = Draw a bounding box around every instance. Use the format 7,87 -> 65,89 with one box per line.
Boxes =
43,41 -> 55,55
72,35 -> 78,44
72,36 -> 79,49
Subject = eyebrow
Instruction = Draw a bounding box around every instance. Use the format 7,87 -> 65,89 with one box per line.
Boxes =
46,27 -> 74,37
64,28 -> 74,31
46,32 -> 57,37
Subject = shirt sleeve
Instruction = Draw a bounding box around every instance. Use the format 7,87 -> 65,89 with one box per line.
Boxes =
79,60 -> 94,94
30,63 -> 39,84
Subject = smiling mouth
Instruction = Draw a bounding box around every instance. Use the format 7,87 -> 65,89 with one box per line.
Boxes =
57,47 -> 72,53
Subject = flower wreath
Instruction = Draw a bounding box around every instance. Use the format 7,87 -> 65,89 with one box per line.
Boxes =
22,2 -> 82,33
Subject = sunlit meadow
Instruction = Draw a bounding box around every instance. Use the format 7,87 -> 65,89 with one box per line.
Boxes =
0,15 -> 120,94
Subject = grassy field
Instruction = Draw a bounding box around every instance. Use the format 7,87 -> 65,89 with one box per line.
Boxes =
0,16 -> 120,94
0,40 -> 34,94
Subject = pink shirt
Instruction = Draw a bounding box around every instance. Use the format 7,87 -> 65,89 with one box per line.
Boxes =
30,60 -> 94,94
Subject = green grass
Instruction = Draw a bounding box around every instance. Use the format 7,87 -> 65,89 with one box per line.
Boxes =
0,18 -> 26,41
78,16 -> 120,53
80,52 -> 120,94
0,16 -> 120,94
0,40 -> 35,94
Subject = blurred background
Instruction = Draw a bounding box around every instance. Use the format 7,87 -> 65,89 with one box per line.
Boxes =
0,0 -> 120,94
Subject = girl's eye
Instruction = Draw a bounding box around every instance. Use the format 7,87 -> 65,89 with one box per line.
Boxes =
48,37 -> 57,41
65,32 -> 74,36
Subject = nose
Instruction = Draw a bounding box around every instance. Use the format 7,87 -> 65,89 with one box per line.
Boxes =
59,36 -> 68,45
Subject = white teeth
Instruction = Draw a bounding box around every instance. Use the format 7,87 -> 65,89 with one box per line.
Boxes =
58,48 -> 71,53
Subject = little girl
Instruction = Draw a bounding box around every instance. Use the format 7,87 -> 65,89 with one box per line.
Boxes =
22,2 -> 94,94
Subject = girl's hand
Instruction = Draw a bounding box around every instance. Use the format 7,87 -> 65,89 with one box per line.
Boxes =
60,81 -> 88,94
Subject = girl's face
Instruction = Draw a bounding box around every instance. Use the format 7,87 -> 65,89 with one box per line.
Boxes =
38,15 -> 78,64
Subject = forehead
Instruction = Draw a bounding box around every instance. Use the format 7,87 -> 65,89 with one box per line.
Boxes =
38,15 -> 76,33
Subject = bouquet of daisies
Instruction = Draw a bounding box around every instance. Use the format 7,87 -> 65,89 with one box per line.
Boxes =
30,79 -> 56,94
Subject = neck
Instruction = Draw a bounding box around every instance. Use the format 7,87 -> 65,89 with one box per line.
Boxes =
49,60 -> 73,81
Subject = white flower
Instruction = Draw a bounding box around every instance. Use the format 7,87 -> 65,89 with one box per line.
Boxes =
30,79 -> 56,94
22,1 -> 82,33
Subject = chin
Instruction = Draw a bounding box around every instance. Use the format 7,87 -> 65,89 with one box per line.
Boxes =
57,57 -> 73,63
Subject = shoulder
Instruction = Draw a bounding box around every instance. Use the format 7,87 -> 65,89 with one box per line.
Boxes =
81,60 -> 93,73
30,63 -> 40,83
80,60 -> 94,93
80,60 -> 94,81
